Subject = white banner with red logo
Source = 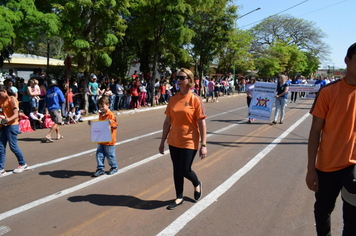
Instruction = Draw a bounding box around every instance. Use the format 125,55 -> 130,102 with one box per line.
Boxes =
247,82 -> 277,121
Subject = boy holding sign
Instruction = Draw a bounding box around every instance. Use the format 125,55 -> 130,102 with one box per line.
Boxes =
88,96 -> 118,177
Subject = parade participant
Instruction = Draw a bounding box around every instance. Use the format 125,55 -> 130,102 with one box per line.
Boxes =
272,75 -> 289,124
290,76 -> 300,103
246,77 -> 255,123
0,86 -> 29,176
88,96 -> 118,177
44,79 -> 65,142
159,68 -> 207,210
306,43 -> 356,236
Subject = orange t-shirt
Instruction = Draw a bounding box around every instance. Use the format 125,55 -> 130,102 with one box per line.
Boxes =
0,96 -> 19,126
98,109 -> 118,146
310,78 -> 356,172
165,91 -> 206,150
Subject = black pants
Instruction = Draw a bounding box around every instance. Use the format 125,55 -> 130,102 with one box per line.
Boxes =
315,166 -> 356,236
291,92 -> 298,102
169,145 -> 200,199
247,96 -> 251,107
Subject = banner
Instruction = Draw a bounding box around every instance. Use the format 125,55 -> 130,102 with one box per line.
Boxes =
247,82 -> 277,121
90,120 -> 112,143
288,84 -> 320,92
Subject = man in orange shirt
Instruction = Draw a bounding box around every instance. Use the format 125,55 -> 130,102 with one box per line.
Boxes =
307,43 -> 356,235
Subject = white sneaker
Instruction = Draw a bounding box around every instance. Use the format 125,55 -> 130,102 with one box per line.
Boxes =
216,100 -> 219,103
0,169 -> 6,176
13,164 -> 29,173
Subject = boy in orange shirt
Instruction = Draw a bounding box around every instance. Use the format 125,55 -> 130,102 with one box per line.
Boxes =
307,43 -> 356,235
88,96 -> 118,177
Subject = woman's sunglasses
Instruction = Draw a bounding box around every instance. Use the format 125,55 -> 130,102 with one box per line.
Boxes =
177,76 -> 187,80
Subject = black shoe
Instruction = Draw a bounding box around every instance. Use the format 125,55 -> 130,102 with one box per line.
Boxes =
194,182 -> 202,201
167,199 -> 184,210
272,121 -> 277,124
280,121 -> 283,124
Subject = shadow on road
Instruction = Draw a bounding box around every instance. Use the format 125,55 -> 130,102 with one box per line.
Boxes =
18,137 -> 44,142
39,170 -> 93,178
67,194 -> 195,210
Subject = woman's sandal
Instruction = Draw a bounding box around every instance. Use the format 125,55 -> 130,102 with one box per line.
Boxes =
55,136 -> 64,140
42,137 -> 53,143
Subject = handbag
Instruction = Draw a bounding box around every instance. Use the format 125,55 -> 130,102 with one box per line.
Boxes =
341,165 -> 356,206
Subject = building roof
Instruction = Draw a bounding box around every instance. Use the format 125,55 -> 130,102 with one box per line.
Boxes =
4,53 -> 64,66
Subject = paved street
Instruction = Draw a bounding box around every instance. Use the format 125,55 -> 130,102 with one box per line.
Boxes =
0,94 -> 343,236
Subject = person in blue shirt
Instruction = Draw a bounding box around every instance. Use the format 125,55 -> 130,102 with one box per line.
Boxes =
315,75 -> 327,87
272,75 -> 289,124
44,79 -> 65,142
290,76 -> 300,103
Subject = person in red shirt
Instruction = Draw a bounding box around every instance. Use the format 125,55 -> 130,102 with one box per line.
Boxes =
130,80 -> 139,108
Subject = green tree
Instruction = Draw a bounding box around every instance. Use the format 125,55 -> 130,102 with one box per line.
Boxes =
217,28 -> 254,75
128,0 -> 199,104
188,0 -> 237,82
0,0 -> 59,68
250,14 -> 330,61
54,0 -> 129,73
301,51 -> 320,77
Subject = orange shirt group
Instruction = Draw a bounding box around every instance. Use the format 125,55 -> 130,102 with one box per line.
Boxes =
310,78 -> 356,172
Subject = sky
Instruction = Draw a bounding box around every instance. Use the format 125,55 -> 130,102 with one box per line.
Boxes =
233,0 -> 354,69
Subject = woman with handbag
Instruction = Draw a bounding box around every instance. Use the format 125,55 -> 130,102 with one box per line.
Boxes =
159,68 -> 207,210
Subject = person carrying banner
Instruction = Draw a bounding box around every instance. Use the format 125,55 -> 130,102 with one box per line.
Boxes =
272,75 -> 289,125
306,43 -> 356,236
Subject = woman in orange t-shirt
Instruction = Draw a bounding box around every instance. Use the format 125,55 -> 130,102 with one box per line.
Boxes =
159,68 -> 207,210
0,86 -> 29,176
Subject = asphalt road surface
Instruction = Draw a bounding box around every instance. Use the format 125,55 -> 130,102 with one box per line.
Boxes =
0,94 -> 344,236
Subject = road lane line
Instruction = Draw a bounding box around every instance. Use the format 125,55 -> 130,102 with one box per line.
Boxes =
0,110 -> 249,221
156,112 -> 310,236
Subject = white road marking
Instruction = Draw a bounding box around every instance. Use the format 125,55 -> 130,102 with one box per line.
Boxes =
156,112 -> 310,236
0,110 -> 247,221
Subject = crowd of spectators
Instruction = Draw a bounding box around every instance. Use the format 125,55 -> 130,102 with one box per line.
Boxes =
2,67 -> 339,131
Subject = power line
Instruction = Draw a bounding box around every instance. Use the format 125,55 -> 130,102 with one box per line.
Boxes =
239,0 -> 309,28
298,0 -> 348,17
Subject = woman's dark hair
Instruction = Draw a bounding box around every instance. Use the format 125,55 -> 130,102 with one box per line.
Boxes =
346,43 -> 356,60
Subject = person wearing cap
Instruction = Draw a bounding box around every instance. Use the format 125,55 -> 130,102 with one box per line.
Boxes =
306,43 -> 356,235
44,79 -> 65,142
0,85 -> 29,176
88,76 -> 99,113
